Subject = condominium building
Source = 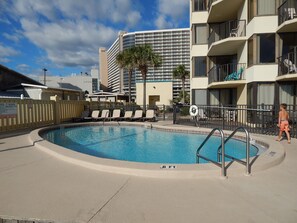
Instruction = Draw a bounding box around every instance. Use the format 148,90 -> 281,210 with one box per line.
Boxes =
100,28 -> 190,105
190,0 -> 297,107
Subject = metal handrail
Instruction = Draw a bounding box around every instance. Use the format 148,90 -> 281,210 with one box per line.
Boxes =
217,127 -> 251,175
196,128 -> 226,177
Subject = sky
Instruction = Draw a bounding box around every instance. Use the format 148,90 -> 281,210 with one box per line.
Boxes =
0,0 -> 189,80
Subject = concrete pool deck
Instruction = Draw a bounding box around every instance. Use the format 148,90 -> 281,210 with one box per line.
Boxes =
0,121 -> 297,223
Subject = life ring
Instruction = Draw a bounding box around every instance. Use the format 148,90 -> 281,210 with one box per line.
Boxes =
189,105 -> 198,116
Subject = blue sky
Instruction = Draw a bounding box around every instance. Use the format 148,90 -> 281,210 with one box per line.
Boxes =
0,0 -> 189,79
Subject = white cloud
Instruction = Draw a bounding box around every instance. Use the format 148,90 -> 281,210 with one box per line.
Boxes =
0,43 -> 19,62
155,0 -> 189,29
155,15 -> 173,29
21,18 -> 118,67
3,0 -> 142,69
17,63 -> 30,70
2,32 -> 22,42
126,11 -> 142,27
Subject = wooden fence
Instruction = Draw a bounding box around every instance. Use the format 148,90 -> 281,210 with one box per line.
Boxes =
0,99 -> 89,133
0,98 -> 132,133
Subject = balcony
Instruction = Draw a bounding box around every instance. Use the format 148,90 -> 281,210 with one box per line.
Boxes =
208,20 -> 246,56
208,63 -> 246,88
277,47 -> 297,81
278,0 -> 297,32
208,0 -> 245,23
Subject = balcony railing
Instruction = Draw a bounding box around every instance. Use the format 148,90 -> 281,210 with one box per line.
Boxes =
278,0 -> 297,25
208,63 -> 246,85
278,46 -> 297,76
208,20 -> 246,47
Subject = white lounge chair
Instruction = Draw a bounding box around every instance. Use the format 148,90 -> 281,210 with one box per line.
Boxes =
109,109 -> 121,121
143,109 -> 156,122
84,110 -> 99,121
130,110 -> 143,121
284,59 -> 297,73
120,111 -> 133,121
94,109 -> 109,121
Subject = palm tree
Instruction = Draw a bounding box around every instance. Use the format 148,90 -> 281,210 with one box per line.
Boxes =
133,44 -> 162,110
116,47 -> 136,103
173,65 -> 190,104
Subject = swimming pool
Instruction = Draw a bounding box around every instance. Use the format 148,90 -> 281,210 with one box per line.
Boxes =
41,125 -> 259,164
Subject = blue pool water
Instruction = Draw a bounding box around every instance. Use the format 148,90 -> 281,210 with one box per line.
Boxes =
42,125 -> 259,164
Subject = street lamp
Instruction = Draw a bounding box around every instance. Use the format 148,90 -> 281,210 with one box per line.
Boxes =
43,68 -> 47,85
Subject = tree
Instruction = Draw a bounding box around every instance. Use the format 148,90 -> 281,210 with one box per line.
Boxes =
173,65 -> 190,104
133,44 -> 162,111
116,47 -> 136,103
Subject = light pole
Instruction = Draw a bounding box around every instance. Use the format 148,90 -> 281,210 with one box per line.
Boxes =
43,68 -> 47,85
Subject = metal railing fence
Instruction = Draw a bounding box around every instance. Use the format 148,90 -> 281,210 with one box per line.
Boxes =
277,46 -> 297,76
173,104 -> 297,138
278,0 -> 297,25
208,63 -> 246,84
208,20 -> 246,47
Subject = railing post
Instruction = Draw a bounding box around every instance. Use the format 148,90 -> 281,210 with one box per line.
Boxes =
163,104 -> 165,121
173,104 -> 176,124
222,106 -> 225,130
220,131 -> 226,178
246,130 -> 251,176
261,103 -> 264,134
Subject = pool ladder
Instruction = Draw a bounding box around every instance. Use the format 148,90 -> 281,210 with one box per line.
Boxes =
196,127 -> 251,178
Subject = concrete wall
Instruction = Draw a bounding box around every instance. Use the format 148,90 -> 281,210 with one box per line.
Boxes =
246,16 -> 278,38
136,81 -> 173,105
246,65 -> 278,83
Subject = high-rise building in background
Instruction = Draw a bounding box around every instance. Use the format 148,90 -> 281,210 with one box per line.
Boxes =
100,28 -> 190,105
190,0 -> 297,107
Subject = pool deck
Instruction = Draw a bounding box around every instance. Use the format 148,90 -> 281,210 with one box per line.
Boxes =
0,121 -> 297,223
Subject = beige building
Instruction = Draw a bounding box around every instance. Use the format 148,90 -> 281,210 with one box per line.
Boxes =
100,29 -> 190,106
190,0 -> 297,107
135,81 -> 173,106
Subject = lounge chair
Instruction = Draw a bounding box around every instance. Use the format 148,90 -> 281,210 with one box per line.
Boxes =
284,59 -> 297,73
130,110 -> 143,121
224,67 -> 244,81
120,111 -> 133,121
143,109 -> 156,122
109,109 -> 121,121
84,110 -> 99,121
94,109 -> 109,121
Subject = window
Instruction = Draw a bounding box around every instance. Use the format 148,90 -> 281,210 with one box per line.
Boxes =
259,34 -> 275,63
248,37 -> 254,67
248,0 -> 276,21
248,34 -> 275,66
192,89 -> 207,105
279,83 -> 297,106
193,0 -> 207,11
258,0 -> 275,15
257,83 -> 275,104
209,90 -> 219,105
192,24 -> 207,45
193,57 -> 207,77
247,84 -> 254,107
